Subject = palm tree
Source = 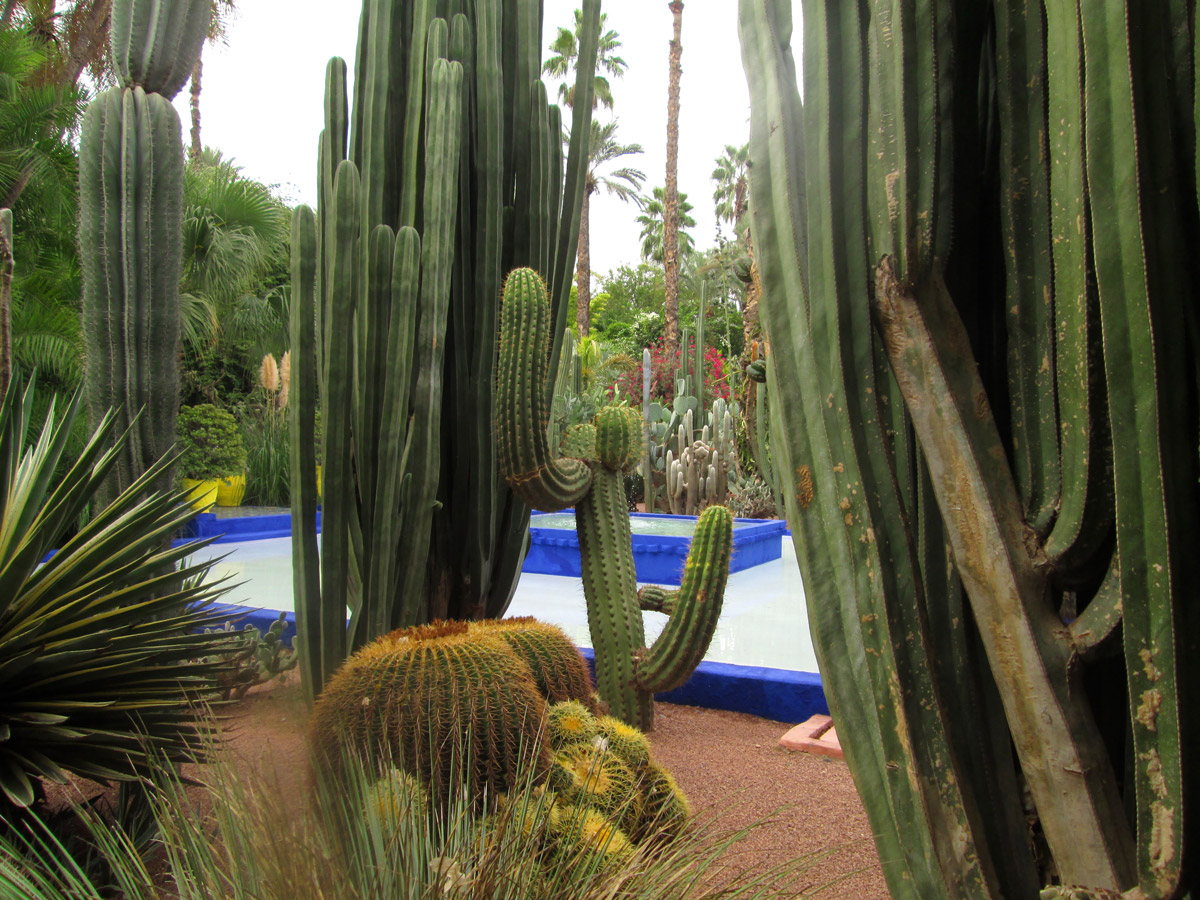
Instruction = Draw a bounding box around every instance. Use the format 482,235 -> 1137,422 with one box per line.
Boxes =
189,0 -> 238,160
711,143 -> 749,238
543,10 -> 626,110
180,150 -> 289,367
662,0 -> 685,366
1,0 -> 111,90
711,142 -> 759,356
576,119 -> 645,337
637,186 -> 695,266
0,24 -> 85,210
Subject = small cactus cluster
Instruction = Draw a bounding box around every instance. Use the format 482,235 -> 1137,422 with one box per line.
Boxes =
308,617 -> 594,805
205,612 -> 300,701
542,699 -> 690,851
665,398 -> 736,516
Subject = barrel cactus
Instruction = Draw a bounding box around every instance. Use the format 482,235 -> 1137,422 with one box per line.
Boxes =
79,0 -> 209,504
467,617 -> 596,710
496,267 -> 734,731
309,620 -> 551,804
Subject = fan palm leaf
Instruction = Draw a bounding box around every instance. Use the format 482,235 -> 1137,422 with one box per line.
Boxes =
11,298 -> 80,389
0,380 -> 236,808
543,11 -> 626,110
637,187 -> 696,265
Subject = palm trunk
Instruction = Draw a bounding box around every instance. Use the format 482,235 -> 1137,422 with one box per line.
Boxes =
662,1 -> 684,368
0,208 -> 12,399
189,55 -> 203,161
576,186 -> 593,336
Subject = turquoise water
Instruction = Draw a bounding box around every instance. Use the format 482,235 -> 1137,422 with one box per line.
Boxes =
532,512 -> 751,536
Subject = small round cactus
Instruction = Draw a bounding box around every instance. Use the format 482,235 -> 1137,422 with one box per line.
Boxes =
547,700 -> 600,750
553,803 -> 635,869
595,715 -> 653,771
363,767 -> 429,827
552,744 -> 641,829
635,763 -> 691,843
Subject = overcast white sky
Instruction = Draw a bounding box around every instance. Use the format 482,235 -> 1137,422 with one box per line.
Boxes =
171,2 -> 798,284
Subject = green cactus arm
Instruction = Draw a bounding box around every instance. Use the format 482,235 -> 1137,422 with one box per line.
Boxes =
495,268 -> 592,511
634,505 -> 731,693
289,205 -> 323,704
316,158 -> 360,681
994,0 -> 1059,535
873,258 -> 1135,889
742,2 -> 1010,896
636,585 -> 677,616
547,0 -> 600,371
366,226 -> 420,639
1080,4 -> 1192,892
398,0 -> 434,229
575,467 -> 649,730
80,86 -> 183,506
353,224 -> 396,642
394,59 -> 464,628
1040,0 -> 1112,577
109,0 -> 209,99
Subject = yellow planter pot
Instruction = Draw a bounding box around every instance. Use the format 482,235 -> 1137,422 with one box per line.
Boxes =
180,478 -> 220,511
316,464 -> 323,499
216,473 -> 246,507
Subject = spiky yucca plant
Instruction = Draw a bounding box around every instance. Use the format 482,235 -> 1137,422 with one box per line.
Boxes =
0,380 -> 235,809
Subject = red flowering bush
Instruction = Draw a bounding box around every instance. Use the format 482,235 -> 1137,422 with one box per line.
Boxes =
615,338 -> 731,405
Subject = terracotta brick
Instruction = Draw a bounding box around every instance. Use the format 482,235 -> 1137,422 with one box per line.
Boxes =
779,714 -> 843,760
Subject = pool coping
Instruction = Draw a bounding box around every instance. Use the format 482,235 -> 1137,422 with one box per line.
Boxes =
206,601 -> 828,725
525,510 -> 787,585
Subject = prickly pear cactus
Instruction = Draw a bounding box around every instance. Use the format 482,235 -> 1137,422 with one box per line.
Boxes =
496,267 -> 734,730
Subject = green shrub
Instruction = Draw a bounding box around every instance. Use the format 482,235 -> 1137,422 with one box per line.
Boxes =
176,403 -> 245,480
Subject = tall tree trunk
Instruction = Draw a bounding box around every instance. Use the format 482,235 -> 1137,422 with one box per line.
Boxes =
0,208 -> 12,399
662,1 -> 684,368
576,185 -> 593,336
189,54 -> 203,161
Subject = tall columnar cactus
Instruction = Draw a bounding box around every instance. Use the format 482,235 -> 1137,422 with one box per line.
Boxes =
78,0 -> 209,505
291,0 -> 603,699
496,268 -> 733,731
740,0 -> 1198,897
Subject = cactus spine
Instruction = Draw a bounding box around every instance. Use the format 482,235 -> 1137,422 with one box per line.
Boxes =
292,1 -> 603,697
740,0 -> 1199,896
79,0 -> 208,504
497,268 -> 733,731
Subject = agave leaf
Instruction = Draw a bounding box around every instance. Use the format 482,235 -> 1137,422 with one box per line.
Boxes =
0,757 -> 35,807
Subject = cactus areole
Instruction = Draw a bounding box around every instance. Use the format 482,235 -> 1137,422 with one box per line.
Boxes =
496,267 -> 733,730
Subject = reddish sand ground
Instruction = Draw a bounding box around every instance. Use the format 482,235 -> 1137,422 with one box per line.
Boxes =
217,678 -> 890,898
